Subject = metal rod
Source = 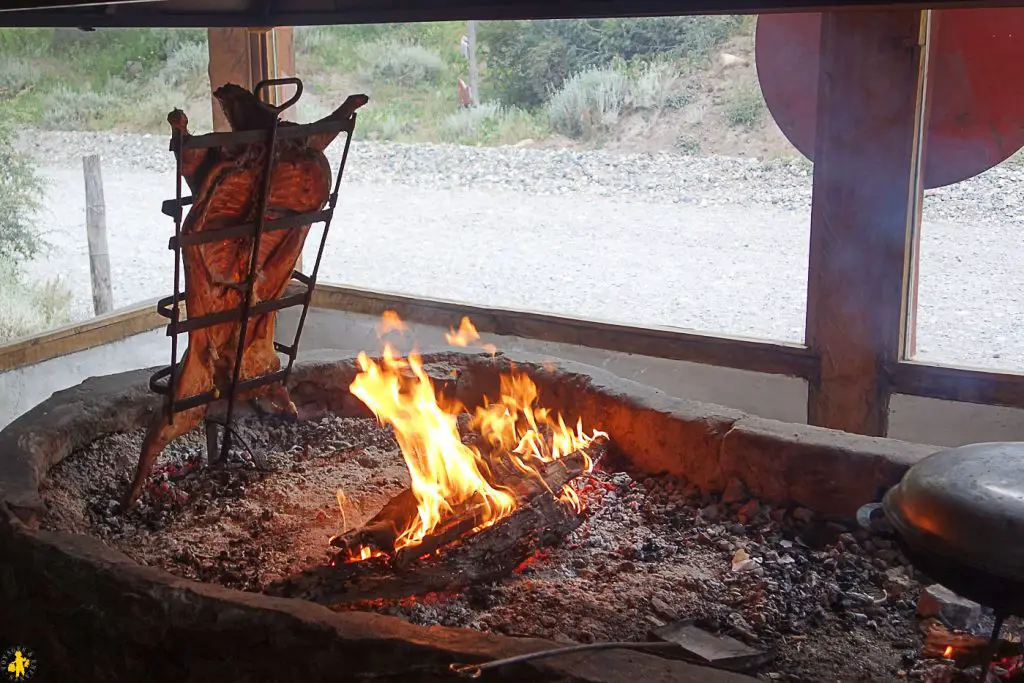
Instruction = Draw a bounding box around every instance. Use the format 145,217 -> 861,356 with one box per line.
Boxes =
218,113 -> 281,462
283,116 -> 357,379
449,641 -> 680,679
978,612 -> 1006,683
167,127 -> 184,425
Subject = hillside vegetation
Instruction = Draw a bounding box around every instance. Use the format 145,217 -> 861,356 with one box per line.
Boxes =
0,17 -> 797,156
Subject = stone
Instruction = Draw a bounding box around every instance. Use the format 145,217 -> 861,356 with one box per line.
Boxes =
717,416 -> 937,517
736,499 -> 760,523
876,549 -> 900,564
722,478 -> 749,504
701,503 -> 721,521
650,596 -> 679,622
791,507 -> 815,523
917,584 -> 981,630
883,568 -> 915,599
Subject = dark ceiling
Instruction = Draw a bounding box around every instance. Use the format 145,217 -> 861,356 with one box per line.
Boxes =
1,0 -> 1021,28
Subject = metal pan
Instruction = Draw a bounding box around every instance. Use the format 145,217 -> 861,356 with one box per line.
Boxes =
858,442 -> 1024,615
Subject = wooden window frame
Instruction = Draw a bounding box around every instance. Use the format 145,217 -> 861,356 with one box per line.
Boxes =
3,6 -> 1023,435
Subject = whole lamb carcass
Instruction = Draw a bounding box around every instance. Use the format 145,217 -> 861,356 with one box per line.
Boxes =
122,85 -> 368,509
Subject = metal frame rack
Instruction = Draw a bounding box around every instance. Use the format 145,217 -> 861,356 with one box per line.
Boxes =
148,77 -> 357,463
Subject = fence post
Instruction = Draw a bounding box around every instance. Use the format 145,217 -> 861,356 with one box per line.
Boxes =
467,20 -> 479,106
83,154 -> 113,316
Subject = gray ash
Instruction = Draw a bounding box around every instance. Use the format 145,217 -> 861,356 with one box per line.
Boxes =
42,413 -> 928,682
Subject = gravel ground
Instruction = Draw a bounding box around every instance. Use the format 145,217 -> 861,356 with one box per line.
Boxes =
15,129 -> 1024,371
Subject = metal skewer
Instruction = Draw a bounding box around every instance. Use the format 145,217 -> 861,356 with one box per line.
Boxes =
448,641 -> 682,678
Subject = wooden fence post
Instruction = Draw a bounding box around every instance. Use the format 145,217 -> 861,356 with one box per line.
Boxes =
83,154 -> 113,316
467,20 -> 479,106
805,10 -> 928,436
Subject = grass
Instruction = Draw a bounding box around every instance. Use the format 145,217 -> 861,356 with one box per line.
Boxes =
723,86 -> 766,129
0,257 -> 72,343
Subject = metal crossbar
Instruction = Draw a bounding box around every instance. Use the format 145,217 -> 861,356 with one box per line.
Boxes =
148,77 -> 357,462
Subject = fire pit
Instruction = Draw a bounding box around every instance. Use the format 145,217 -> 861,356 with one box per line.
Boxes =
0,319 -> 954,682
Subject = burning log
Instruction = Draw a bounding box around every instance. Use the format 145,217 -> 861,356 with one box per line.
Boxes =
328,443 -> 603,561
121,85 -> 369,509
266,490 -> 585,606
922,618 -> 1024,667
269,440 -> 605,606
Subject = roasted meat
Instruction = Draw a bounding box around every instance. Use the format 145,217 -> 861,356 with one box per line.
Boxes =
122,85 -> 368,508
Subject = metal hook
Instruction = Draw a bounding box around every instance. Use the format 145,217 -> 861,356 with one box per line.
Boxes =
253,77 -> 303,114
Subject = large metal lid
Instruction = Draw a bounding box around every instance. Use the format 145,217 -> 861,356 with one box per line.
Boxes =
883,442 -> 1024,582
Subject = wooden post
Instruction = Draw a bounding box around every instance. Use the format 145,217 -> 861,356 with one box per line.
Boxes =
805,10 -> 928,436
83,154 -> 113,316
207,26 -> 303,272
904,10 -> 937,360
467,20 -> 479,106
207,27 -> 295,132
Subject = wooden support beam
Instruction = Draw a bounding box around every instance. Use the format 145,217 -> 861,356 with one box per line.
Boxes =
206,27 -> 295,133
805,10 -> 928,436
0,300 -> 164,372
307,284 -> 817,379
891,360 -> 1024,410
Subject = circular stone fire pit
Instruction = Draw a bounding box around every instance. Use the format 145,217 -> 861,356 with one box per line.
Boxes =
0,350 -> 939,683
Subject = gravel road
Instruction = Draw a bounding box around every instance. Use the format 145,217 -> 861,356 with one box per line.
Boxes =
15,130 -> 1024,371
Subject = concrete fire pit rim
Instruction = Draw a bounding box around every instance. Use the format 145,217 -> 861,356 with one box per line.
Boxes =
0,349 -> 717,520
0,500 -> 758,683
0,349 -> 771,682
0,349 -> 939,524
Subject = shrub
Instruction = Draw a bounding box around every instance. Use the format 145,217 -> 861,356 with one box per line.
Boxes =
0,258 -> 72,342
0,58 -> 39,96
674,135 -> 701,155
480,16 -> 742,109
0,123 -> 44,262
357,39 -> 446,87
723,86 -> 766,129
159,40 -> 208,88
545,62 -> 679,139
40,84 -> 125,130
441,102 -> 543,145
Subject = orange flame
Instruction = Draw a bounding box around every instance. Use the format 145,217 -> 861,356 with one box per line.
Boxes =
943,646 -> 954,659
343,313 -> 605,560
445,316 -> 497,355
379,310 -> 408,335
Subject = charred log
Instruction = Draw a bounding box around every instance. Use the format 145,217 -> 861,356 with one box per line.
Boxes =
266,492 -> 583,606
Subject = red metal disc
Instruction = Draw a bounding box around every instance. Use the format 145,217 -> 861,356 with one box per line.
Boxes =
755,10 -> 1024,188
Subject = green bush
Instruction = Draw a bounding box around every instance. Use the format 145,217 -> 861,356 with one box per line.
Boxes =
159,40 -> 208,88
723,86 -> 766,129
0,123 -> 44,262
545,62 -> 679,140
479,16 -> 742,109
0,58 -> 39,96
441,102 -> 544,145
357,39 -> 447,87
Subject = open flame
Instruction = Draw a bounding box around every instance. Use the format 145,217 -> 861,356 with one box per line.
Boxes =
339,313 -> 605,561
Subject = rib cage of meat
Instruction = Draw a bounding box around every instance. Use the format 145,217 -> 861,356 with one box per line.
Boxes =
123,85 -> 368,508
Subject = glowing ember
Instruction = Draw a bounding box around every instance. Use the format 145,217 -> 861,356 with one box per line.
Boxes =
943,646 -> 954,659
338,312 -> 606,562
